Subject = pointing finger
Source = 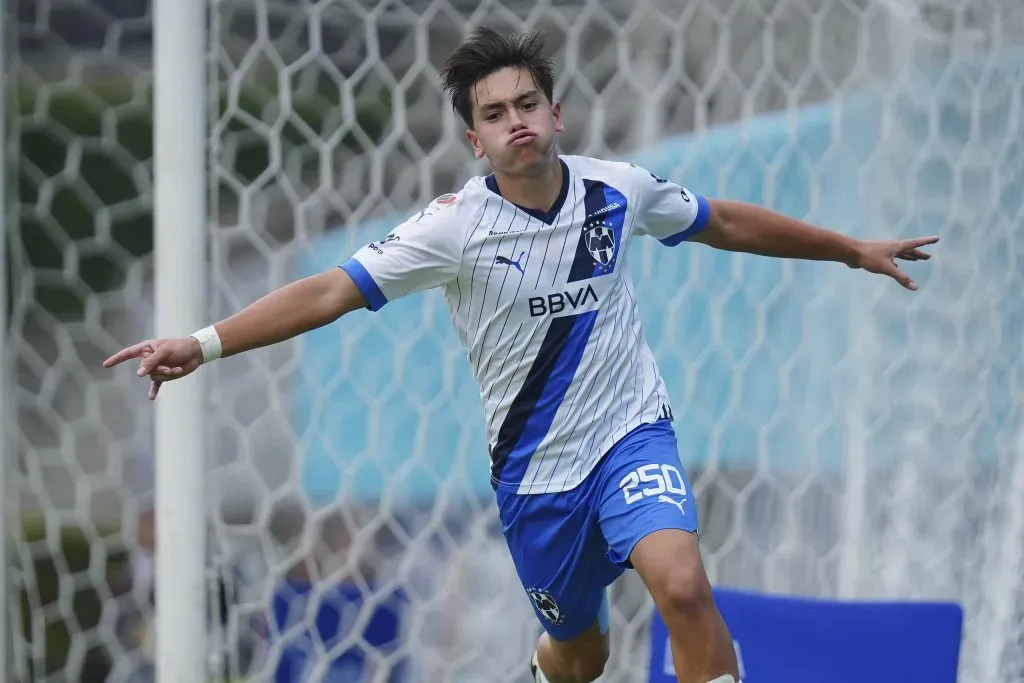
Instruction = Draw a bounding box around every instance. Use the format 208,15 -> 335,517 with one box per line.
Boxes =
902,236 -> 939,249
103,341 -> 154,368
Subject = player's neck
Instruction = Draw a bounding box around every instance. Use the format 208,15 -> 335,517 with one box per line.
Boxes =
491,157 -> 563,213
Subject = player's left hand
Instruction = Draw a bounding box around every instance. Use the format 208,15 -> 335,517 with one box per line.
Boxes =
850,236 -> 939,291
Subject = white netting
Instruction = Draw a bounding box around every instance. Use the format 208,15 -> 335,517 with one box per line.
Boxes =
5,0 -> 1024,682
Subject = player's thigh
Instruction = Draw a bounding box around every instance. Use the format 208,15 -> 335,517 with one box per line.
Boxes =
596,420 -> 710,613
496,484 -> 621,644
629,527 -> 714,621
596,419 -> 700,570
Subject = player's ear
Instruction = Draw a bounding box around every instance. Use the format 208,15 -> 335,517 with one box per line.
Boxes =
551,101 -> 564,134
466,129 -> 486,159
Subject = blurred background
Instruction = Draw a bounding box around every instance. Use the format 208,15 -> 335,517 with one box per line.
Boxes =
4,0 -> 1024,681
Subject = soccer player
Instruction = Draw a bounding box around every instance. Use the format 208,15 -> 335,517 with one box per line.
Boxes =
104,27 -> 938,683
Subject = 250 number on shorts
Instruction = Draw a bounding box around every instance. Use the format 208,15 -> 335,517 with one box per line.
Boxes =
619,463 -> 687,505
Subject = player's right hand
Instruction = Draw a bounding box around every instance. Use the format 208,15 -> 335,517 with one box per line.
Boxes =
102,337 -> 204,400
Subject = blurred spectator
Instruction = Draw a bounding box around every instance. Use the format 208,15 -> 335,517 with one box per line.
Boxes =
109,504 -> 234,683
264,500 -> 409,683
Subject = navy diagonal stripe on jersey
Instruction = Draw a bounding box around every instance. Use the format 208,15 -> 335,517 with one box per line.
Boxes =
567,180 -> 628,283
490,310 -> 600,486
590,185 -> 627,278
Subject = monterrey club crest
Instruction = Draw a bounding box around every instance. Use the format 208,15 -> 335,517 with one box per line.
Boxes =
526,588 -> 564,625
584,222 -> 617,268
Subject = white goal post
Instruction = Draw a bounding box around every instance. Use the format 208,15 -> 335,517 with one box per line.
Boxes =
153,0 -> 208,682
4,1 -> 1024,683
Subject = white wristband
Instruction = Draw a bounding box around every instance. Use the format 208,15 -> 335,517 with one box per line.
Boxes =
190,325 -> 223,364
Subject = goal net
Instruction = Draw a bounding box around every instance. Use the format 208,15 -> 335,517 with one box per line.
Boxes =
6,0 -> 1024,681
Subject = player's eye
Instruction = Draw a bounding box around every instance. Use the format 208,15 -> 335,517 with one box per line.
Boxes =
522,101 -> 538,110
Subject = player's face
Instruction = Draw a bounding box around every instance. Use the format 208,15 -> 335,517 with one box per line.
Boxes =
466,67 -> 563,176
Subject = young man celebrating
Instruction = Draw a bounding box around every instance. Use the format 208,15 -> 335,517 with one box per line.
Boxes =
104,26 -> 938,683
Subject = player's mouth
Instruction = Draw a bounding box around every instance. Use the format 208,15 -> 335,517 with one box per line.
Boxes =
508,131 -> 537,146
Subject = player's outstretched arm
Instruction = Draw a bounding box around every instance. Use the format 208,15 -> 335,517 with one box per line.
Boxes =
103,268 -> 367,400
692,199 -> 938,291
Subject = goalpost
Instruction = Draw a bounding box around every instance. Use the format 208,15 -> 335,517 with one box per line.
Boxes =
4,1 -> 1024,682
153,1 -> 208,682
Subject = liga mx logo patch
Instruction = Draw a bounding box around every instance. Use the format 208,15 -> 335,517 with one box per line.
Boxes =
583,222 -> 616,270
526,588 -> 564,625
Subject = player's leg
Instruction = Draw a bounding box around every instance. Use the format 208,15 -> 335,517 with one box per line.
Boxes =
630,530 -> 737,683
496,478 -> 621,683
531,594 -> 609,683
598,420 -> 739,683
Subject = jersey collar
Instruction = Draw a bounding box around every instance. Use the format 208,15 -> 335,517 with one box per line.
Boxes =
485,158 -> 571,226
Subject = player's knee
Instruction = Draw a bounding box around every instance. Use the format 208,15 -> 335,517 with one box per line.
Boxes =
550,632 -> 610,683
655,559 -> 715,619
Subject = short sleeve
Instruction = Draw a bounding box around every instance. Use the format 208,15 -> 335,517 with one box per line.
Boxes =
631,164 -> 711,246
340,193 -> 465,311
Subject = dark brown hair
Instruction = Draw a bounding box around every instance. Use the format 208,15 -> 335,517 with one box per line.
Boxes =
440,26 -> 556,128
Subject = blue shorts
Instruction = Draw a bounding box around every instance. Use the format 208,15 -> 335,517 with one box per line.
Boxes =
496,419 -> 699,641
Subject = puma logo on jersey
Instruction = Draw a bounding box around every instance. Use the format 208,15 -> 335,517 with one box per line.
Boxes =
495,251 -> 526,275
528,284 -> 599,318
658,495 -> 687,515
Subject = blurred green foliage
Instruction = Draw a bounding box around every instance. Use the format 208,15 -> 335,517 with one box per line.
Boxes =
5,74 -> 392,678
8,76 -> 390,322
14,517 -> 130,681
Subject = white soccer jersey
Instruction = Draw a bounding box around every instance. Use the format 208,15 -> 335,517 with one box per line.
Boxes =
341,155 -> 710,495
